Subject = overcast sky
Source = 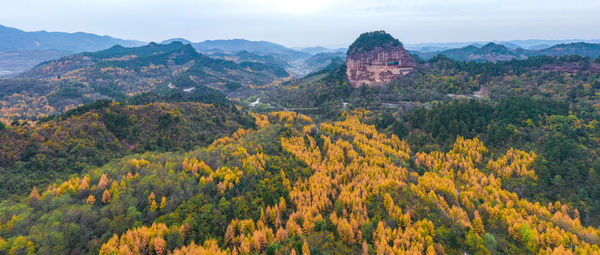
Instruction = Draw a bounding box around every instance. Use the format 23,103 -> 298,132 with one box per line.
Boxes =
1,0 -> 599,48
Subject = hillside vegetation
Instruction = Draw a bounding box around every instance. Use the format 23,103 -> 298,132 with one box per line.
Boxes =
0,101 -> 254,198
0,113 -> 598,254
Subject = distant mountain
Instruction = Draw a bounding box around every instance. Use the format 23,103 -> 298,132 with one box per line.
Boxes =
234,50 -> 288,66
413,42 -> 600,62
0,24 -> 145,52
0,25 -> 147,74
435,43 -> 528,62
406,39 -> 600,52
303,52 -> 345,72
538,42 -> 600,58
192,39 -> 310,61
160,38 -> 193,44
502,39 -> 600,49
528,44 -> 552,50
201,50 -> 290,71
158,39 -> 318,75
0,49 -> 71,76
298,46 -> 346,55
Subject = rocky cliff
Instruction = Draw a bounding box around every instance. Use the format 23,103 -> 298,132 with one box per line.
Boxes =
346,31 -> 417,87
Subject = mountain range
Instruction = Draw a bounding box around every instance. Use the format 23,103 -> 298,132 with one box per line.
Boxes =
159,38 -> 344,76
0,41 -> 290,119
0,25 -> 145,75
3,24 -> 600,78
0,24 -> 346,77
406,39 -> 600,52
413,42 -> 600,62
0,24 -> 144,52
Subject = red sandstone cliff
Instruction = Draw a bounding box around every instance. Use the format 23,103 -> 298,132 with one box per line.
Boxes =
346,31 -> 417,87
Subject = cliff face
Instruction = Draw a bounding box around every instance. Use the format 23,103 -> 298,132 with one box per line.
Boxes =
346,31 -> 417,87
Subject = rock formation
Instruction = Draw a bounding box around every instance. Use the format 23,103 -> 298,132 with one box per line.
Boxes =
346,31 -> 417,87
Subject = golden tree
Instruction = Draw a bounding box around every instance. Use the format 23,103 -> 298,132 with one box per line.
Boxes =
302,240 -> 311,255
98,174 -> 109,190
86,195 -> 96,205
102,190 -> 111,204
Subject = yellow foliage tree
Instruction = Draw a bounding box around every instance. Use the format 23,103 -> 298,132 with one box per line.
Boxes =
86,195 -> 96,205
102,190 -> 111,204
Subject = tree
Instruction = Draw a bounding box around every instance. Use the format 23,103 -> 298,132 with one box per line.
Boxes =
519,223 -> 537,252
160,196 -> 167,210
465,229 -> 488,254
473,211 -> 485,235
9,236 -> 35,255
483,233 -> 497,252
78,176 -> 90,193
29,187 -> 40,203
148,192 -> 157,212
251,230 -> 267,252
102,190 -> 111,204
86,195 -> 96,205
153,237 -> 166,255
98,174 -> 109,190
302,241 -> 310,255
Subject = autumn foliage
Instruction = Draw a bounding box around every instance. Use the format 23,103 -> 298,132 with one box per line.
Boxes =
3,113 -> 600,254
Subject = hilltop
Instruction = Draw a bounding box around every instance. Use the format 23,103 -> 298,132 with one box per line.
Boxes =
347,31 -> 402,54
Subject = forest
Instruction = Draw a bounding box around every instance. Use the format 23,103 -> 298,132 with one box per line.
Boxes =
1,111 -> 599,254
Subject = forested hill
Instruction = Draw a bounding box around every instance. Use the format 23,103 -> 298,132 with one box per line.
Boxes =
20,41 -> 288,91
0,101 -> 254,198
0,41 -> 289,119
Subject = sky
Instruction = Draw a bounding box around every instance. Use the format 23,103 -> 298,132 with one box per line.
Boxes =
1,0 -> 600,48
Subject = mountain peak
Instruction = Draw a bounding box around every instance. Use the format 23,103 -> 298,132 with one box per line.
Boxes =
481,42 -> 505,49
346,31 -> 416,87
161,38 -> 193,44
176,43 -> 200,57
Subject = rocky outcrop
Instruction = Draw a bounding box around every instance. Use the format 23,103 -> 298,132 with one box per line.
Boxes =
346,31 -> 417,87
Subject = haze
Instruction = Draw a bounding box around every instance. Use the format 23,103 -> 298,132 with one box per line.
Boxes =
1,0 -> 599,48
